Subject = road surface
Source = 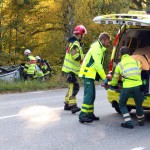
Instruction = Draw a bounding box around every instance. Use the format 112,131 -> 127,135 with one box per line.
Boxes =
0,85 -> 150,150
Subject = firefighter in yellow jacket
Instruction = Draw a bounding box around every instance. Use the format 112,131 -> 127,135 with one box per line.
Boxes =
110,46 -> 144,129
62,25 -> 87,114
78,32 -> 111,123
24,49 -> 36,80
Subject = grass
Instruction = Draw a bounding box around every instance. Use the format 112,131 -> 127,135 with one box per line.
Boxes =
0,72 -> 103,93
0,73 -> 68,93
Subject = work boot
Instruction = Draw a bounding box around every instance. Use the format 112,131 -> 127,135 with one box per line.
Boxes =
64,103 -> 71,111
137,116 -> 145,126
89,114 -> 100,121
71,106 -> 81,114
138,121 -> 145,126
121,122 -> 134,129
79,116 -> 93,123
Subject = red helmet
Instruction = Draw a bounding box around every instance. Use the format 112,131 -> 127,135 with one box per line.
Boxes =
73,25 -> 87,35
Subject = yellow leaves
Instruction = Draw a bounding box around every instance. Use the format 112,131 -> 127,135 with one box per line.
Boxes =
104,0 -> 112,4
16,0 -> 24,5
2,0 -> 149,66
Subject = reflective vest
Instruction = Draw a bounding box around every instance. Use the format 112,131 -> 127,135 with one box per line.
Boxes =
62,37 -> 84,75
41,64 -> 51,76
24,55 -> 36,75
34,65 -> 44,78
111,54 -> 142,88
79,40 -> 106,80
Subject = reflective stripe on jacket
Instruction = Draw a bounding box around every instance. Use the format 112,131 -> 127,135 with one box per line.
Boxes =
62,36 -> 84,75
24,55 -> 36,75
111,54 -> 142,88
78,40 -> 106,80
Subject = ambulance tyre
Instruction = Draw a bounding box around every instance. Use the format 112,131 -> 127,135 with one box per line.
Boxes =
127,106 -> 132,113
114,107 -> 121,114
114,106 -> 132,114
112,101 -> 132,114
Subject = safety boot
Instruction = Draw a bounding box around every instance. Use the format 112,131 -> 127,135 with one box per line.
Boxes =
71,106 -> 81,114
138,120 -> 145,126
89,114 -> 100,121
121,122 -> 134,129
138,121 -> 145,126
79,116 -> 93,123
137,116 -> 145,126
64,103 -> 72,111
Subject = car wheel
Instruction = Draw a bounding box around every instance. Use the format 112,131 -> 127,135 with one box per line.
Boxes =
114,106 -> 132,114
112,101 -> 121,114
114,107 -> 121,114
127,106 -> 132,113
115,108 -> 121,114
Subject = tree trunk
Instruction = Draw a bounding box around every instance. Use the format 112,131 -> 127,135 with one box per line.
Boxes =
0,0 -> 3,52
61,0 -> 75,40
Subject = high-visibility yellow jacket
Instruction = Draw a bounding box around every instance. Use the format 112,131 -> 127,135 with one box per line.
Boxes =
111,54 -> 142,88
62,36 -> 84,75
41,64 -> 51,76
24,55 -> 36,75
78,40 -> 106,80
34,65 -> 44,79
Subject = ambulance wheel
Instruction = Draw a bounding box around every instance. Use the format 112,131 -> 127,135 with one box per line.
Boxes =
114,106 -> 132,114
114,107 -> 121,114
127,106 -> 132,113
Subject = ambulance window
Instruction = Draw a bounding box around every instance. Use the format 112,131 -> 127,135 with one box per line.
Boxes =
138,31 -> 150,47
128,38 -> 138,54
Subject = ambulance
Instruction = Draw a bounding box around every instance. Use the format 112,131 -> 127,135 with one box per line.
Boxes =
93,11 -> 150,113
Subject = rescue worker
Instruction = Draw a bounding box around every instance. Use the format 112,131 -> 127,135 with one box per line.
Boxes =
110,46 -> 145,129
34,56 -> 44,81
36,56 -> 42,67
41,59 -> 52,80
78,32 -> 111,123
24,49 -> 36,80
62,25 -> 87,114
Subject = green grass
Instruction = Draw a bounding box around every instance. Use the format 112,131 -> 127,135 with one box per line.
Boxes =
0,73 -> 68,93
0,72 -> 103,93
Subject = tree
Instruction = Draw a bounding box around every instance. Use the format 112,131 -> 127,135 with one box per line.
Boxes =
1,0 -> 149,66
130,0 -> 150,10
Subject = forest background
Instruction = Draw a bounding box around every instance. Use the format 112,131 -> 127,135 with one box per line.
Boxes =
0,0 -> 150,89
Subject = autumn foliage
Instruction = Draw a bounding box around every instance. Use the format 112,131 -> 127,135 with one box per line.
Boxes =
0,0 -> 149,69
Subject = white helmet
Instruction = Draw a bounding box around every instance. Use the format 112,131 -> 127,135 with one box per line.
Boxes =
24,49 -> 31,55
36,56 -> 41,60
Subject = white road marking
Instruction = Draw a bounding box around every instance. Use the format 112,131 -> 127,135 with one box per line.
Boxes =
0,107 -> 63,120
131,147 -> 145,150
0,114 -> 22,119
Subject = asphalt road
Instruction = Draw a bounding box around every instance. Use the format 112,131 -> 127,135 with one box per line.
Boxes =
0,85 -> 150,150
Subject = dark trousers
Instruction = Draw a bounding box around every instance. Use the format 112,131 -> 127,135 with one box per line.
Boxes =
119,86 -> 144,123
24,74 -> 34,80
63,72 -> 79,106
141,70 -> 149,94
79,78 -> 95,118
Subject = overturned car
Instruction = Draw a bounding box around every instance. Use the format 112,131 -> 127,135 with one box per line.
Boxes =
0,65 -> 24,83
